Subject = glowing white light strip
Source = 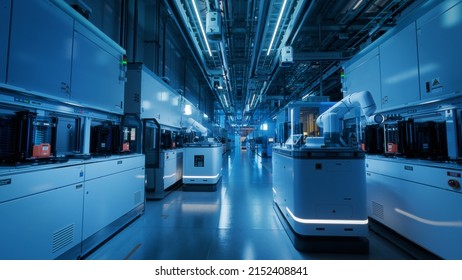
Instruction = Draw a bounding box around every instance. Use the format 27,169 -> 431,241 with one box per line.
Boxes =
267,0 -> 288,56
192,0 -> 212,57
286,207 -> 368,225
183,173 -> 220,179
163,172 -> 176,179
222,94 -> 229,107
352,0 -> 363,10
395,208 -> 462,227
272,187 -> 277,194
250,94 -> 256,107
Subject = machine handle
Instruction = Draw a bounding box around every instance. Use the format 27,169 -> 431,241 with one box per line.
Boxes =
0,178 -> 12,186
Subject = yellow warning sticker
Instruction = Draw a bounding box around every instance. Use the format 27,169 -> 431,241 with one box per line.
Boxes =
431,77 -> 442,89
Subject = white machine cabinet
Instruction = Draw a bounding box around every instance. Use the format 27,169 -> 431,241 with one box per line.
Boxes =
71,22 -> 125,114
417,1 -> 462,99
82,155 -> 145,254
154,150 -> 181,190
7,0 -> 73,100
124,63 -> 182,128
379,22 -> 420,109
272,147 -> 369,252
0,163 -> 85,260
343,48 -> 382,111
366,156 -> 462,259
183,143 -> 223,185
0,0 -> 11,84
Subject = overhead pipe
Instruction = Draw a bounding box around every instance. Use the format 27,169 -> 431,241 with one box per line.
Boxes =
250,0 -> 312,115
243,0 -> 269,117
119,0 -> 127,49
163,0 -> 225,111
247,0 -> 270,80
134,0 -> 139,62
288,0 -> 316,46
216,0 -> 236,112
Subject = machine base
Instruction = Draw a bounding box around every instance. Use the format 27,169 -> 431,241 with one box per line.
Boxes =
368,218 -> 440,259
274,202 -> 369,254
80,203 -> 145,258
146,180 -> 182,200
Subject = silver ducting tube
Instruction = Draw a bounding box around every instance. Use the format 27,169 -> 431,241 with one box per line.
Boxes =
316,90 -> 376,131
316,91 -> 376,146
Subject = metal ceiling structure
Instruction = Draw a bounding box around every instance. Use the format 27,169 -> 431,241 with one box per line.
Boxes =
166,0 -> 416,129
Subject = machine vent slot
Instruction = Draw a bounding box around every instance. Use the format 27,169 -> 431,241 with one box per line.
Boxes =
372,201 -> 384,220
134,190 -> 142,205
52,224 -> 74,253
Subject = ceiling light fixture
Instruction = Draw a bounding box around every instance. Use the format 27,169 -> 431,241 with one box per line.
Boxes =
192,0 -> 212,56
267,0 -> 288,56
222,94 -> 229,107
352,0 -> 363,10
250,94 -> 256,107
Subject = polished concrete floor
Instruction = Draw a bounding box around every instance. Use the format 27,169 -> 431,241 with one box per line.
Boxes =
85,148 -> 417,260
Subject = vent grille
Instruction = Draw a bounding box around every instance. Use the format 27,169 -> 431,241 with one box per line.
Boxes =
134,190 -> 142,205
372,201 -> 384,220
52,224 -> 74,253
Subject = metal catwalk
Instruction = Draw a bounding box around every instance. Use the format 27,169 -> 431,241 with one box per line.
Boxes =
84,148 -> 422,260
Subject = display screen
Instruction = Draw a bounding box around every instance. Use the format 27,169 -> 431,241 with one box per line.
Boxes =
194,155 -> 204,167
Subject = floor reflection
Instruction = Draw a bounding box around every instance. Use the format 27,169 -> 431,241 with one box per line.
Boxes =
85,148 -> 414,260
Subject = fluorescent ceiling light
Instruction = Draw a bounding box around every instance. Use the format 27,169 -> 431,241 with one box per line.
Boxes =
222,94 -> 229,107
267,0 -> 288,56
250,94 -> 256,107
192,0 -> 212,56
352,0 -> 363,10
